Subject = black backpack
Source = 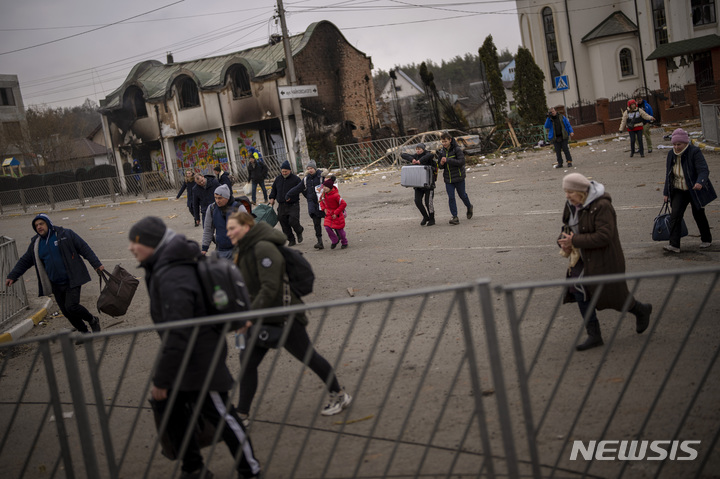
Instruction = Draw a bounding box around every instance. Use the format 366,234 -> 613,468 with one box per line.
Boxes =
195,253 -> 251,329
250,244 -> 315,298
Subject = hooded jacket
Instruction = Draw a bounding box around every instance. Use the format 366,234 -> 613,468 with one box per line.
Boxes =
247,159 -> 268,183
288,168 -> 325,217
401,149 -> 438,189
192,175 -> 221,221
320,186 -> 347,230
233,222 -> 307,325
176,177 -> 196,208
561,182 -> 631,311
663,142 -> 717,209
140,230 -> 234,391
436,138 -> 466,184
8,214 -> 102,296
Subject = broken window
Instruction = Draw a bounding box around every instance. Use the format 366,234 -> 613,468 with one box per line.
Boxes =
176,76 -> 200,109
229,65 -> 252,99
692,0 -> 717,26
0,87 -> 15,106
620,48 -> 634,77
653,0 -> 668,46
124,86 -> 148,118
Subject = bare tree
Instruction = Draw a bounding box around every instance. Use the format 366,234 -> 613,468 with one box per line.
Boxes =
9,105 -> 77,173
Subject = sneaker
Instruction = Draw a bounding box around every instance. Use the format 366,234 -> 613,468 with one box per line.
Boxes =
466,205 -> 473,219
287,239 -> 296,247
567,161 -> 573,167
239,413 -> 250,428
314,241 -> 324,250
89,316 -> 101,333
648,148 -> 653,153
341,244 -> 348,249
321,389 -> 352,416
700,242 -> 712,249
331,242 -> 338,249
180,469 -> 214,479
449,216 -> 459,225
553,164 -> 563,168
663,244 -> 681,253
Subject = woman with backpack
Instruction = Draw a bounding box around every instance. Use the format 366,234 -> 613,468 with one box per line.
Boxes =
225,211 -> 352,424
620,99 -> 654,158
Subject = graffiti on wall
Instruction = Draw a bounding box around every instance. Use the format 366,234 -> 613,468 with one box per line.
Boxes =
175,132 -> 228,172
236,130 -> 261,169
150,150 -> 166,173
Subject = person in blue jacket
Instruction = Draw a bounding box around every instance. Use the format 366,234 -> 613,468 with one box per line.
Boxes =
544,107 -> 575,168
288,160 -> 326,249
636,96 -> 654,153
6,214 -> 104,336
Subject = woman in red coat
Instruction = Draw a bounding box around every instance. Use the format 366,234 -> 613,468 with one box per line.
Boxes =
319,178 -> 348,249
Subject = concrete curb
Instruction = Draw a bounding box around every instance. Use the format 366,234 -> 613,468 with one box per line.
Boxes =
691,139 -> 720,152
0,297 -> 52,344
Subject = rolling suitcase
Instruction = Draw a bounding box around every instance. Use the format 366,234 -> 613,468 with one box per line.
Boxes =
401,165 -> 432,188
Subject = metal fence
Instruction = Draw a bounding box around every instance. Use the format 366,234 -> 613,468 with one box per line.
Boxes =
0,236 -> 28,329
1,266 -> 718,478
336,135 -> 414,171
699,101 -> 720,145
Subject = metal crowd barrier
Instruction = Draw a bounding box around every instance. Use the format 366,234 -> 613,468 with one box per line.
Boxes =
0,267 -> 719,478
0,236 -> 29,329
699,101 -> 720,145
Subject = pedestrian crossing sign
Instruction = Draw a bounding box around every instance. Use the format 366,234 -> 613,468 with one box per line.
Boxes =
555,75 -> 569,91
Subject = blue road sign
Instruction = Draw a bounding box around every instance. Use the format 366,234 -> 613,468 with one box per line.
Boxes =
555,75 -> 569,91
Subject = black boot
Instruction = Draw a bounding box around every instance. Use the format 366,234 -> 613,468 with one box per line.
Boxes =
314,236 -> 324,250
427,213 -> 435,226
421,216 -> 429,226
576,320 -> 604,351
630,301 -> 652,334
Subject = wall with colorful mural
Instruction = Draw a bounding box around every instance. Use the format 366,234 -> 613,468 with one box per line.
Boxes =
150,150 -> 165,173
174,131 -> 228,173
234,129 -> 261,169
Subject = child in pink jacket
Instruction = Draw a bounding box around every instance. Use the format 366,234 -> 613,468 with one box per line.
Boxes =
319,178 -> 348,249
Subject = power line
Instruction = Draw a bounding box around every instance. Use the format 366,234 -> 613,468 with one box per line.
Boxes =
0,0 -> 185,56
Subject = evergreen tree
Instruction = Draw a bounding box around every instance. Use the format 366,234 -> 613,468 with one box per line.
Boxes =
513,47 -> 548,126
478,35 -> 507,127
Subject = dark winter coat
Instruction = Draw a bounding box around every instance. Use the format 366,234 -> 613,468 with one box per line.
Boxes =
140,231 -> 234,392
561,192 -> 631,311
320,187 -> 347,230
436,139 -> 466,184
288,169 -> 325,218
401,150 -> 438,189
247,160 -> 268,183
176,178 -> 196,208
663,143 -> 717,209
217,170 -> 233,189
8,214 -> 102,297
544,114 -> 573,141
269,173 -> 302,204
192,175 -> 221,221
232,222 -> 308,325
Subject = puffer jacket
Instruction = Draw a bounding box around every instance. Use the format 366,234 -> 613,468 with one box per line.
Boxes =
288,169 -> 325,218
320,187 -> 347,229
140,230 -> 234,392
436,138 -> 466,184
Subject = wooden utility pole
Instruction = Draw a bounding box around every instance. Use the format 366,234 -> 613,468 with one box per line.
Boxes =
276,0 -> 310,172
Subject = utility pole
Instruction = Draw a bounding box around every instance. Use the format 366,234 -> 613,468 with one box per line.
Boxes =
276,0 -> 310,173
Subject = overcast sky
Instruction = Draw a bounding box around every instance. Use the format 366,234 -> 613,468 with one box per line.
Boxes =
0,0 -> 522,109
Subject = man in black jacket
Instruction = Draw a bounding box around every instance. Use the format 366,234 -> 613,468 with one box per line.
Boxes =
192,173 -> 221,227
401,143 -> 437,226
246,155 -> 268,204
214,164 -> 233,189
268,160 -> 304,246
6,214 -> 103,336
437,132 -> 474,225
128,216 -> 261,479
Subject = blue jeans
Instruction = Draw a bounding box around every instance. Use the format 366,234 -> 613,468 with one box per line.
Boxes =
251,180 -> 267,203
445,180 -> 472,217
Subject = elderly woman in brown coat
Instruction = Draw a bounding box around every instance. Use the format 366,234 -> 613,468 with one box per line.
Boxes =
557,173 -> 653,351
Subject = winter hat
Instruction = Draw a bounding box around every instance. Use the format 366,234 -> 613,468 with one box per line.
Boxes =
323,178 -> 335,189
416,143 -> 426,150
671,128 -> 690,144
307,160 -> 317,169
214,165 -> 222,173
280,160 -> 291,170
627,99 -> 636,107
129,216 -> 167,248
563,173 -> 591,192
214,184 -> 231,199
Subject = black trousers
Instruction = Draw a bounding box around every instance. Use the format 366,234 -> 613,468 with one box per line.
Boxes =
669,189 -> 712,247
164,390 -> 260,476
554,138 -> 572,165
629,129 -> 644,156
238,319 -> 340,415
414,187 -> 434,218
311,214 -> 323,239
277,202 -> 303,242
50,282 -> 94,332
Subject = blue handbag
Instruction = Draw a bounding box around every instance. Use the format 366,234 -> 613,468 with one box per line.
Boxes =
652,201 -> 688,241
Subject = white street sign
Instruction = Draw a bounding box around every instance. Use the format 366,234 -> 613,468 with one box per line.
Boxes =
278,85 -> 318,99
554,61 -> 567,75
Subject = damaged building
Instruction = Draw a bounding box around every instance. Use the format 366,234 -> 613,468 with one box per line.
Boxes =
99,20 -> 379,185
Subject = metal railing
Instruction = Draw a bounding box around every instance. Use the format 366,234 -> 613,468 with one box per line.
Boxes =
0,236 -> 29,329
336,135 -> 414,170
699,101 -> 720,145
1,266 -> 719,478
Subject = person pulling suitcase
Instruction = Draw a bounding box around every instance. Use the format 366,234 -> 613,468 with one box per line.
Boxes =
401,143 -> 437,226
